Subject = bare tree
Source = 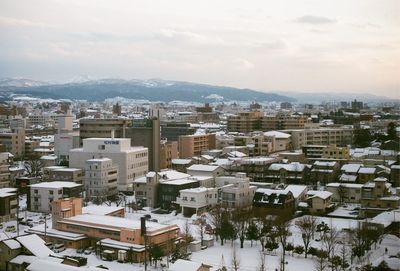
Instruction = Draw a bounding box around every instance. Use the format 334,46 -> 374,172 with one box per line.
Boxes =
233,207 -> 251,248
24,154 -> 44,177
314,250 -> 328,271
276,218 -> 291,271
297,215 -> 317,258
322,227 -> 340,265
257,251 -> 267,271
231,245 -> 240,271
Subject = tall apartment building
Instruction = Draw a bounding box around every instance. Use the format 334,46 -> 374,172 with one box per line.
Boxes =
227,111 -> 309,133
0,152 -> 11,188
178,133 -> 216,158
79,118 -> 130,141
160,140 -> 178,169
284,127 -> 353,150
0,128 -> 25,157
69,138 -> 148,191
85,158 -> 118,201
161,122 -> 196,141
125,118 -> 160,172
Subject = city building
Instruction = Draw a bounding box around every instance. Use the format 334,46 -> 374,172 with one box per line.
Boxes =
186,164 -> 225,178
326,183 -> 363,203
160,140 -> 179,169
322,144 -> 350,159
28,181 -> 84,213
178,133 -> 216,159
85,158 -> 119,201
176,187 -> 219,216
305,191 -> 334,214
157,178 -> 200,209
0,152 -> 11,188
253,188 -> 296,216
0,128 -> 25,157
0,188 -> 18,222
309,161 -> 340,185
161,122 -> 196,142
69,138 -> 148,191
79,118 -> 131,141
47,167 -> 84,184
218,173 -> 257,208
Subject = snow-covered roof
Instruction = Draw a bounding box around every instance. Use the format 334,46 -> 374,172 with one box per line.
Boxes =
9,255 -> 38,265
326,183 -> 363,188
313,161 -> 337,167
0,187 -> 17,198
358,167 -> 376,174
164,178 -> 199,186
171,159 -> 193,165
16,234 -> 54,258
82,205 -> 124,216
25,224 -> 86,241
264,131 -> 291,139
27,259 -> 106,271
29,181 -> 82,189
3,239 -> 21,249
97,238 -> 144,252
187,164 -> 221,172
268,162 -> 305,172
158,170 -> 191,181
307,190 -> 332,200
284,185 -> 307,199
341,164 -> 362,173
339,174 -> 357,182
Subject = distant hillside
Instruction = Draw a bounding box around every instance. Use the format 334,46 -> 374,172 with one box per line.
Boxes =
0,78 -> 295,103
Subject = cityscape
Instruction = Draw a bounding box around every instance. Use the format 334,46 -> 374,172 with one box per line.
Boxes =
0,1 -> 399,271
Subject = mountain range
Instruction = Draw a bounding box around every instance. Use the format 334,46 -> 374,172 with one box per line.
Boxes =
0,77 -> 397,104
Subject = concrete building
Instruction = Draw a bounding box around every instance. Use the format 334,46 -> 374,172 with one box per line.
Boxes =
161,122 -> 196,142
47,167 -> 84,184
0,128 -> 25,157
0,152 -> 11,188
306,191 -> 334,214
326,183 -> 363,203
51,197 -> 180,262
28,181 -> 84,213
160,140 -> 179,169
176,187 -> 218,216
79,118 -> 130,141
54,132 -> 80,161
309,161 -> 340,185
85,158 -> 118,201
125,118 -> 160,172
186,164 -> 225,178
158,178 -> 200,209
178,133 -> 216,159
361,177 -> 400,210
263,131 -> 291,152
69,138 -> 148,191
216,173 -> 257,208
284,127 -> 353,150
322,144 -> 350,159
0,188 -> 18,222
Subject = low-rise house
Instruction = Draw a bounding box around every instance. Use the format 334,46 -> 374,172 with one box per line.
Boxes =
361,177 -> 400,210
217,173 -> 257,208
157,178 -> 200,209
306,190 -> 334,214
358,167 -> 376,183
309,161 -> 340,185
186,164 -> 225,178
266,162 -> 308,184
0,238 -> 22,270
253,188 -> 295,216
169,259 -> 212,271
176,187 -> 218,216
48,168 -> 84,184
326,183 -> 363,203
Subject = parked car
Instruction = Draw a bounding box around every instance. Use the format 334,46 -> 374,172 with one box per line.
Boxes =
77,248 -> 85,254
45,242 -> 53,249
53,243 -> 66,253
0,223 -> 3,229
84,247 -> 94,255
5,225 -> 16,232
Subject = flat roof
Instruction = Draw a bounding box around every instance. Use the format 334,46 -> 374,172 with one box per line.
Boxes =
29,181 -> 82,189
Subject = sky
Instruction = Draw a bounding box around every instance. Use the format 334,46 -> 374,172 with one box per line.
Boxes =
0,0 -> 399,98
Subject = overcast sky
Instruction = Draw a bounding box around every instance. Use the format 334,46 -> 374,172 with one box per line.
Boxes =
0,0 -> 399,98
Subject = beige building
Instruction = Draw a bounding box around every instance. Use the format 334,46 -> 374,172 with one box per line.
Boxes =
322,144 -> 350,159
216,173 -> 257,208
326,183 -> 363,203
178,133 -> 216,159
0,188 -> 18,222
0,128 -> 25,157
69,138 -> 148,191
79,118 -> 131,141
160,140 -> 178,169
52,198 -> 180,262
361,177 -> 400,209
306,190 -> 333,214
0,152 -> 11,188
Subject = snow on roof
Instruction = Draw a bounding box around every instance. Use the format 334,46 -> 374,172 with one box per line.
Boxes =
326,183 -> 363,188
369,209 -> 400,227
0,187 -> 17,197
27,259 -> 105,271
52,168 -> 81,172
83,205 -> 124,216
164,178 -> 199,186
341,164 -> 362,173
314,161 -> 337,167
307,190 -> 332,200
25,224 -> 86,241
171,159 -> 193,165
3,239 -> 22,249
16,234 -> 54,258
97,238 -> 144,252
227,151 -> 247,158
268,162 -> 305,172
64,214 -> 166,232
9,255 -> 38,265
179,187 -> 216,194
284,185 -> 307,198
358,167 -> 376,174
187,164 -> 220,172
256,188 -> 289,196
158,170 -> 191,180
264,131 -> 291,139
240,157 -> 276,165
29,181 -> 82,189
86,157 -> 112,162
339,174 -> 358,182
211,159 -> 232,166
169,259 -> 205,271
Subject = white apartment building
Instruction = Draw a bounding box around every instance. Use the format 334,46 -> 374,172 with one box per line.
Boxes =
176,187 -> 219,216
216,173 -> 257,208
54,131 -> 80,161
85,158 -> 118,201
69,138 -> 148,191
28,181 -> 83,213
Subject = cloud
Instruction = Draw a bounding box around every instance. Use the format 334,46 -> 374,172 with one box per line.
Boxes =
0,16 -> 53,28
233,58 -> 255,70
294,15 -> 337,25
157,28 -> 226,46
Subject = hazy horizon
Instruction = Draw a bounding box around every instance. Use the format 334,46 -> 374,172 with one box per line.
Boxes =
0,0 -> 399,98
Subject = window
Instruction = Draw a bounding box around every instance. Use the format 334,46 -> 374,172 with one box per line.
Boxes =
98,145 -> 105,150
49,190 -> 54,195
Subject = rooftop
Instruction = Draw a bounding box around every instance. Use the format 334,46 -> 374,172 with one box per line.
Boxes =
29,181 -> 82,189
